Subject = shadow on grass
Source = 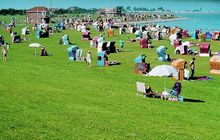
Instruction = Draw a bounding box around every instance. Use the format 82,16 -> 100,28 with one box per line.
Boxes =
69,42 -> 77,45
142,95 -> 205,103
120,50 -> 133,53
183,98 -> 205,103
190,76 -> 212,81
150,46 -> 157,49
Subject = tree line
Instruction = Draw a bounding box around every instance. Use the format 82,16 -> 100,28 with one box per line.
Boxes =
53,7 -> 98,15
0,9 -> 26,15
0,7 -> 98,15
0,6 -> 170,15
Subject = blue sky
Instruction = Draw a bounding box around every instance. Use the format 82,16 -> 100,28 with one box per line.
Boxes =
0,0 -> 220,11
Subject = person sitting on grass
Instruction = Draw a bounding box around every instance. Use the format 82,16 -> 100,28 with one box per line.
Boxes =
145,85 -> 161,98
128,37 -> 136,42
145,85 -> 153,94
104,52 -> 109,66
147,38 -> 152,49
41,47 -> 48,56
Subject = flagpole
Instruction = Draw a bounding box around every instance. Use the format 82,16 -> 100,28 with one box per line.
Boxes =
37,8 -> 39,25
164,76 -> 165,90
35,47 -> 37,56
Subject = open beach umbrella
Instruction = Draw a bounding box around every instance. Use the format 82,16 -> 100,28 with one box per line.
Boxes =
146,65 -> 178,89
29,43 -> 42,56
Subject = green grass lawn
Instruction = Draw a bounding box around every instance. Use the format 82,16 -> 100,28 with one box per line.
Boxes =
0,15 -> 220,139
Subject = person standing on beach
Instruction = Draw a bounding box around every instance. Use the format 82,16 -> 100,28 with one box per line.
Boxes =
190,57 -> 196,79
2,47 -> 7,62
86,50 -> 92,67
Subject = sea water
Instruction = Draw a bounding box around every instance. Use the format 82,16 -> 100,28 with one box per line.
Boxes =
157,13 -> 220,33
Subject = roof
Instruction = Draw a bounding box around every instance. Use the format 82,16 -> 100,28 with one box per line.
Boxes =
200,42 -> 210,48
210,55 -> 220,63
27,7 -> 49,12
171,59 -> 186,69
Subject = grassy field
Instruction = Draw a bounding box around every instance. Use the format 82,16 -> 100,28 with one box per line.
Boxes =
0,15 -> 220,139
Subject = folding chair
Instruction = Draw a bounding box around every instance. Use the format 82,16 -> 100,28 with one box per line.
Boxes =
136,82 -> 146,97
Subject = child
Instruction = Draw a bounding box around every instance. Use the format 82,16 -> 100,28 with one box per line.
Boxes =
86,50 -> 92,67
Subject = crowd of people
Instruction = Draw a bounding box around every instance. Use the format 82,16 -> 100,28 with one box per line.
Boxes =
0,13 -> 213,80
1,13 -> 219,103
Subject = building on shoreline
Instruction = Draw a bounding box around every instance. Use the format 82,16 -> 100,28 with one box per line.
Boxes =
26,6 -> 50,24
98,7 -> 124,17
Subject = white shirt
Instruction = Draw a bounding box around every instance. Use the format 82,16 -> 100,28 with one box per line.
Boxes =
2,48 -> 6,55
184,69 -> 190,79
86,53 -> 91,59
